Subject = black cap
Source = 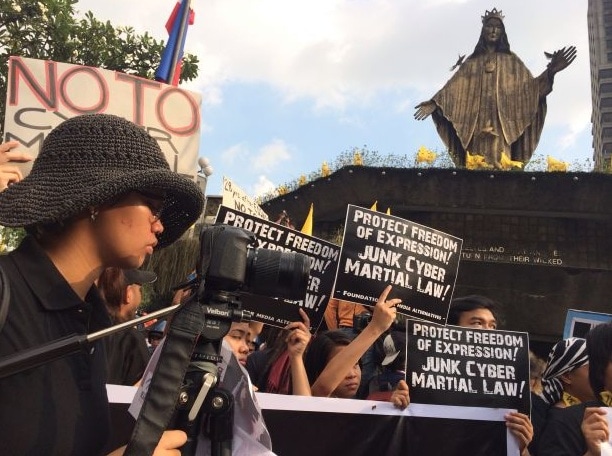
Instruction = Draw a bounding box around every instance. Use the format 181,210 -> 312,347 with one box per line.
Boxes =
124,269 -> 157,285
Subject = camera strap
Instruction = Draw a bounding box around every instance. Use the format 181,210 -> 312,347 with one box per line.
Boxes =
124,296 -> 205,456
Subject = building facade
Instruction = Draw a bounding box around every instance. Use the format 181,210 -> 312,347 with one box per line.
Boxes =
589,0 -> 612,170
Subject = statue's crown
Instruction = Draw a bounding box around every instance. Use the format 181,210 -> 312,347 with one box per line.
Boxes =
482,8 -> 504,23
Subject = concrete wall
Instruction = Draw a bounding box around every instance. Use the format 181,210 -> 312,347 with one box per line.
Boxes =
261,166 -> 612,350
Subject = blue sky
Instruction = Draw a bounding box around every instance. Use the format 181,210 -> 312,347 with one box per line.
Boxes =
76,0 -> 591,198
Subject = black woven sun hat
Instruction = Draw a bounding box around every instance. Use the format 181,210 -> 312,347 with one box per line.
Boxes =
0,114 -> 204,247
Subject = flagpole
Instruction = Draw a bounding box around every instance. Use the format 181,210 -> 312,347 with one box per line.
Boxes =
167,0 -> 192,84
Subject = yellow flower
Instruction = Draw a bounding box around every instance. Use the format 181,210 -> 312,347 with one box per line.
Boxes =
466,151 -> 491,170
353,151 -> 363,166
416,146 -> 437,164
321,161 -> 330,177
547,156 -> 568,172
500,152 -> 523,170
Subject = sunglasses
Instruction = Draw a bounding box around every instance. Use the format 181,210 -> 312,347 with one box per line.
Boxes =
133,190 -> 166,222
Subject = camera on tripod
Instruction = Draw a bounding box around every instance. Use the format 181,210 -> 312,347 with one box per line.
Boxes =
156,224 -> 312,455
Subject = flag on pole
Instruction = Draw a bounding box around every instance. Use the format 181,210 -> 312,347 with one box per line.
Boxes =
156,0 -> 195,86
370,201 -> 378,211
301,204 -> 314,236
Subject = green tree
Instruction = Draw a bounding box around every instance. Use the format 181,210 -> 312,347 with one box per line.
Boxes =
0,0 -> 200,138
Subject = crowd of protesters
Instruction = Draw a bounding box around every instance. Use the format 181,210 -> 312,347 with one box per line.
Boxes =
0,116 -> 611,456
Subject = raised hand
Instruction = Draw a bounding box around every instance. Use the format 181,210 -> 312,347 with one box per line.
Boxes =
547,46 -> 577,75
0,141 -> 33,165
285,308 -> 312,359
0,141 -> 34,191
414,100 -> 437,121
370,285 -> 401,335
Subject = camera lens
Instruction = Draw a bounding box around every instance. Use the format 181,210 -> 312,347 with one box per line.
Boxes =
246,249 -> 311,300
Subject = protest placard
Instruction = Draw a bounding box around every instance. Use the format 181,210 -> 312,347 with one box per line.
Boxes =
215,206 -> 339,330
222,177 -> 269,220
3,56 -> 201,178
332,205 -> 462,324
407,320 -> 530,414
563,309 -> 612,338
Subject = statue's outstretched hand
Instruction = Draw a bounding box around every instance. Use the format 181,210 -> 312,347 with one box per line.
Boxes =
414,100 -> 436,120
547,46 -> 577,75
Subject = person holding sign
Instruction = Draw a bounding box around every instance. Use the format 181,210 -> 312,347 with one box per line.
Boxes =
0,114 -> 204,455
449,295 -> 534,455
532,338 -> 594,454
538,322 -> 612,456
541,338 -> 594,408
247,309 -> 313,396
305,285 -> 410,408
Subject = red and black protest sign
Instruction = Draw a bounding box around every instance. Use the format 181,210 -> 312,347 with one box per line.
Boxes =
407,320 -> 531,414
215,206 -> 339,330
4,56 -> 201,178
333,205 -> 462,324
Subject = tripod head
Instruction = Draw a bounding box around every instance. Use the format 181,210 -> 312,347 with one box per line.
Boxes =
170,291 -> 251,455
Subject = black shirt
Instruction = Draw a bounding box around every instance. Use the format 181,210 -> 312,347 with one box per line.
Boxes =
537,400 -> 602,456
529,392 -> 551,455
0,237 -> 112,455
246,348 -> 273,392
105,327 -> 150,386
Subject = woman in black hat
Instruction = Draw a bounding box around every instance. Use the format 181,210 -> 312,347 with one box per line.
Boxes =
0,114 -> 203,455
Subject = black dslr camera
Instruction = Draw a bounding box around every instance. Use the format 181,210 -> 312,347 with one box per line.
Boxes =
196,224 -> 310,302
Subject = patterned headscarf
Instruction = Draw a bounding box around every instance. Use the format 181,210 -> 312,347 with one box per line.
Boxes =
541,337 -> 588,405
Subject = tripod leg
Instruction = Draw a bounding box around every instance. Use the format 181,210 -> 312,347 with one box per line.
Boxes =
205,388 -> 234,456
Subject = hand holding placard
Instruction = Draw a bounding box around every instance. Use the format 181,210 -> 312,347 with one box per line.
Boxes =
582,407 -> 609,455
505,411 -> 534,453
391,379 -> 410,410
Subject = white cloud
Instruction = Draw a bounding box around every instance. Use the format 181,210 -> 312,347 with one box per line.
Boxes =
251,139 -> 292,171
220,143 -> 249,166
75,0 -> 592,170
558,114 -> 591,151
252,175 -> 276,198
75,1 -> 589,116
